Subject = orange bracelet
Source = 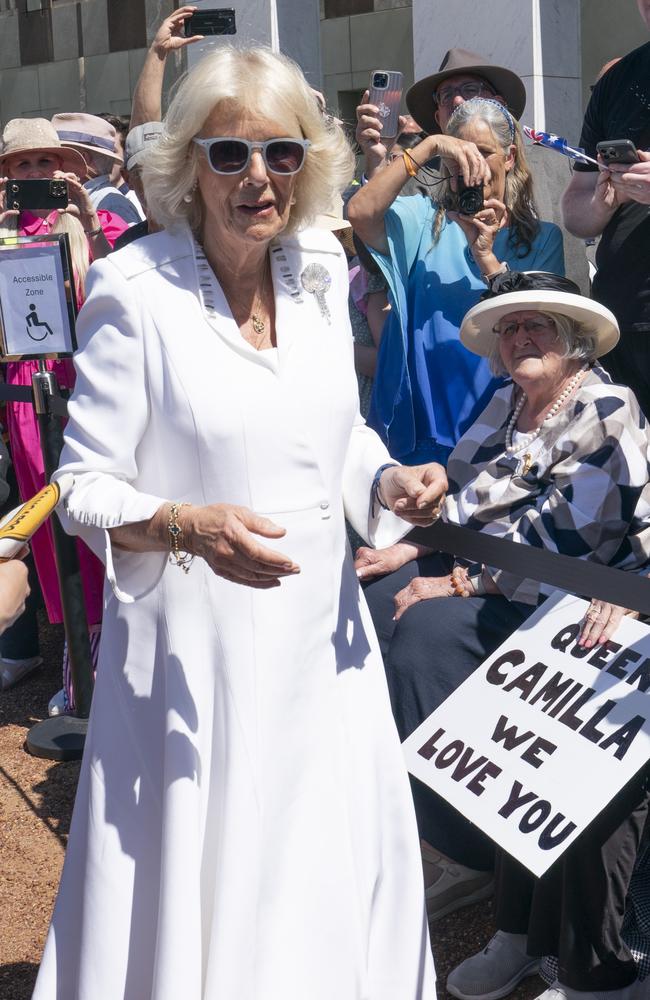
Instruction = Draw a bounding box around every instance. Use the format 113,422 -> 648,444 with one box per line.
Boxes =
402,149 -> 420,178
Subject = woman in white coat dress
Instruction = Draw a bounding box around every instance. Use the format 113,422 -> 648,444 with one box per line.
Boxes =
34,48 -> 443,1000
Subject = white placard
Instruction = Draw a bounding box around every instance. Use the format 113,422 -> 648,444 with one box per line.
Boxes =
403,593 -> 650,877
0,242 -> 74,357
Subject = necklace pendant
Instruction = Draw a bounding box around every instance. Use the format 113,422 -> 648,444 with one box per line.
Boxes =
521,452 -> 533,476
251,313 -> 265,336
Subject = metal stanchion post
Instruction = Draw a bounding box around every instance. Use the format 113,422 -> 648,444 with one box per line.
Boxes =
25,365 -> 94,761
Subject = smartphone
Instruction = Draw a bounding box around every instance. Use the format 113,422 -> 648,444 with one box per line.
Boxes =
368,70 -> 404,142
183,8 -> 236,37
5,178 -> 68,212
596,139 -> 640,165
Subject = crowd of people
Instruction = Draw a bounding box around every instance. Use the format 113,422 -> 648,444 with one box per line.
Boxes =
0,2 -> 648,998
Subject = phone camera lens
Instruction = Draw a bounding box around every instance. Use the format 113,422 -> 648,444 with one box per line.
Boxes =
373,73 -> 388,88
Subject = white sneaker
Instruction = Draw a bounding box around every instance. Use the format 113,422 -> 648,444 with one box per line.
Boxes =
447,930 -> 541,1000
423,844 -> 494,921
0,656 -> 42,690
48,688 -> 67,717
536,979 -> 641,1000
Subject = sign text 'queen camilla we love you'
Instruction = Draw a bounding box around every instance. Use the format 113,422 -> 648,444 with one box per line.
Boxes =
403,593 -> 650,877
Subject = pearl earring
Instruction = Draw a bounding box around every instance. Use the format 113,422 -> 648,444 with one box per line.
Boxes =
183,192 -> 193,203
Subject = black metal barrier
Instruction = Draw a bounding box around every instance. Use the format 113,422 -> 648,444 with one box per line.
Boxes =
0,372 -> 93,761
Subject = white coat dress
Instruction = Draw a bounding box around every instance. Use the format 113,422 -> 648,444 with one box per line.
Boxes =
33,225 -> 436,1000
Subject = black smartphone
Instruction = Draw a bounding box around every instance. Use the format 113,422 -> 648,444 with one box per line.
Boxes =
184,8 -> 236,37
596,139 -> 640,165
5,178 -> 69,212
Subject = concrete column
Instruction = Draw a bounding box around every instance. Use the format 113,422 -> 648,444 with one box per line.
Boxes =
412,0 -> 583,143
187,0 -> 321,86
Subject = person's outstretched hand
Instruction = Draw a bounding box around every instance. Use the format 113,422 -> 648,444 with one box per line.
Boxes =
152,5 -> 203,57
378,463 -> 447,525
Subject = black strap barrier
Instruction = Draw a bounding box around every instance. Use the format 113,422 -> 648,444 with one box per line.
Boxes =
0,382 -> 69,418
408,521 -> 650,616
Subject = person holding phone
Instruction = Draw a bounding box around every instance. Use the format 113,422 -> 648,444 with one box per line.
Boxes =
33,46 -> 442,1000
356,48 -> 526,182
348,97 -> 564,467
0,118 -> 127,694
562,0 -> 650,418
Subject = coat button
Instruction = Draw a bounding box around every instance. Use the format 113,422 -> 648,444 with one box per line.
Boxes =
320,500 -> 330,519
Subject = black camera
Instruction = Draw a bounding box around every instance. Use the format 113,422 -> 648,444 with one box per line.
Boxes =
5,178 -> 69,212
456,181 -> 484,216
371,72 -> 389,89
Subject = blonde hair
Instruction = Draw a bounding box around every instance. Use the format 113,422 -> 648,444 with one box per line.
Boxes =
488,311 -> 597,376
143,46 -> 355,235
433,97 -> 539,256
0,213 -> 89,302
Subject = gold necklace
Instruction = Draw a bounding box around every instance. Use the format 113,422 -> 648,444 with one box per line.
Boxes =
249,258 -> 271,339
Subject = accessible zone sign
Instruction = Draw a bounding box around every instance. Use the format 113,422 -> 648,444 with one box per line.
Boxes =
403,593 -> 650,877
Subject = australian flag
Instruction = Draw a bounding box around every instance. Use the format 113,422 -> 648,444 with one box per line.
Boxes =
523,126 -> 598,166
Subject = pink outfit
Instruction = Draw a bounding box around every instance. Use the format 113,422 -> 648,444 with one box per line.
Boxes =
4,209 -> 127,624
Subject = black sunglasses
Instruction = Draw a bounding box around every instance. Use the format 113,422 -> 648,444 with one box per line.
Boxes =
193,136 -> 310,175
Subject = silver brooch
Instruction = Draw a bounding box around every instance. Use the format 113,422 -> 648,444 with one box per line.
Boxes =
300,263 -> 332,324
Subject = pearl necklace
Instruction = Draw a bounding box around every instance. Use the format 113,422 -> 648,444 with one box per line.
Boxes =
505,365 -> 589,456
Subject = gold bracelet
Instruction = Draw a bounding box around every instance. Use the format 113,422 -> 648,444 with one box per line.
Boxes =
168,502 -> 194,573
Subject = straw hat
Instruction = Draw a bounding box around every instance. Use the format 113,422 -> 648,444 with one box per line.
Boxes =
0,118 -> 88,176
406,47 -> 526,136
51,112 -> 122,164
313,196 -> 352,234
459,271 -> 620,358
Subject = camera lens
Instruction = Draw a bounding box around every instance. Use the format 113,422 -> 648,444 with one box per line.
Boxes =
458,185 -> 484,215
373,73 -> 388,89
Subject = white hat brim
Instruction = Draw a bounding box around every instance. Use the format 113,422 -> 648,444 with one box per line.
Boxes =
460,290 -> 620,358
0,143 -> 88,178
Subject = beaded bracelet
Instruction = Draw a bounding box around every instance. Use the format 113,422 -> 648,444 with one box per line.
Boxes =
168,502 -> 194,573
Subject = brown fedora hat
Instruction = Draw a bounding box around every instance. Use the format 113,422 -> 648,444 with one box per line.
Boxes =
0,118 -> 88,176
406,47 -> 526,135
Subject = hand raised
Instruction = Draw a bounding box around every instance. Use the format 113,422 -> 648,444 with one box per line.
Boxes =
447,197 -> 507,267
0,176 -> 19,226
182,503 -> 300,589
152,5 -> 203,55
355,90 -> 408,172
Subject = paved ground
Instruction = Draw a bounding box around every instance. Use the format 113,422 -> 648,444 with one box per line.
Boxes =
0,613 -> 545,1000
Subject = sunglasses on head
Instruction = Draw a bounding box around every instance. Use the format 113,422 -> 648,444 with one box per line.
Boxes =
193,136 -> 310,175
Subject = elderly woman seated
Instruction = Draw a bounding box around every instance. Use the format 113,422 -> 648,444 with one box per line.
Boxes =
356,271 -> 650,1000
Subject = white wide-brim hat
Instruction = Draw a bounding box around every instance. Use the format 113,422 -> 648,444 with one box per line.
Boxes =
460,273 -> 620,358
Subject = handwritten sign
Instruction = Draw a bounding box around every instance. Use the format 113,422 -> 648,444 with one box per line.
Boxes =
0,239 -> 75,358
403,593 -> 650,877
